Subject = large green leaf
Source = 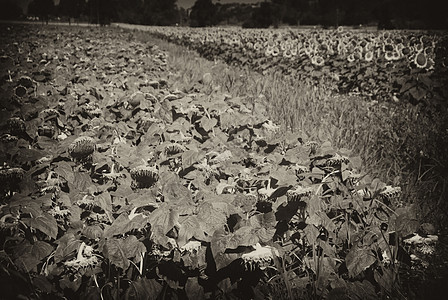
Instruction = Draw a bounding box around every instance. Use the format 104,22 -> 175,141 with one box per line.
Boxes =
345,243 -> 376,278
14,240 -> 54,272
55,233 -> 82,263
72,172 -> 92,192
147,203 -> 179,236
185,277 -> 206,300
161,173 -> 192,203
22,212 -> 58,239
200,117 -> 218,132
197,202 -> 228,236
181,149 -> 202,168
96,192 -> 113,214
104,213 -> 149,238
210,229 -> 241,270
346,280 -> 378,300
54,161 -> 75,183
124,278 -> 162,300
389,206 -> 419,237
121,236 -> 147,262
177,215 -> 207,247
102,238 -> 130,270
249,212 -> 276,242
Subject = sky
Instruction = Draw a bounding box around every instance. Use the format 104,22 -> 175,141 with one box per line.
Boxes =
178,0 -> 261,9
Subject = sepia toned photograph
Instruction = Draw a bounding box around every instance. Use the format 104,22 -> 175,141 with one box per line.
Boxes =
0,1 -> 447,299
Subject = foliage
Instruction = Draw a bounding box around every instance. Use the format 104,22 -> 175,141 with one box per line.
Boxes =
19,0 -> 448,29
0,0 -> 23,20
190,0 -> 217,27
0,23 -> 441,300
139,26 -> 448,109
85,0 -> 116,25
243,2 -> 276,29
58,0 -> 87,19
141,0 -> 178,26
113,0 -> 145,25
28,0 -> 55,23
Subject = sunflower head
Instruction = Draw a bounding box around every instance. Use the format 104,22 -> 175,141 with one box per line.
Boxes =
241,243 -> 279,271
130,165 -> 159,188
164,142 -> 186,155
14,85 -> 27,98
364,51 -> 374,62
271,46 -> 280,57
414,51 -> 427,68
287,185 -> 314,202
0,167 -> 24,183
293,165 -> 309,178
413,42 -> 423,53
379,186 -> 401,203
347,53 -> 356,63
18,76 -> 33,88
283,49 -> 293,59
68,136 -> 96,160
41,108 -> 59,119
311,55 -> 325,67
7,117 -> 26,136
384,51 -> 395,61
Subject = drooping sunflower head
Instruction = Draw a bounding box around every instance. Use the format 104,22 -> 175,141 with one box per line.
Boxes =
130,165 -> 159,188
68,136 -> 96,160
7,117 -> 26,136
241,243 -> 279,271
292,165 -> 310,179
0,167 -> 24,183
18,76 -> 34,88
164,142 -> 186,156
287,185 -> 314,202
379,186 -> 402,203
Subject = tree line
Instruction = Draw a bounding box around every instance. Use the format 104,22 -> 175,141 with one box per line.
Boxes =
1,0 -> 446,29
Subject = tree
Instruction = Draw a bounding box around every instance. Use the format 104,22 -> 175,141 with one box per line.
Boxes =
243,2 -> 274,28
189,0 -> 217,27
86,0 -> 117,25
142,0 -> 178,26
57,0 -> 88,23
114,0 -> 145,24
269,0 -> 309,26
28,0 -> 55,24
0,0 -> 22,20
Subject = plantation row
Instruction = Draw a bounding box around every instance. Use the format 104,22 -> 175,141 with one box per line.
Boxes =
118,24 -> 448,106
0,24 -> 439,299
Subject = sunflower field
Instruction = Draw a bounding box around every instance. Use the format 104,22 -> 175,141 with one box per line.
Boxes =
0,23 -> 447,300
119,24 -> 448,107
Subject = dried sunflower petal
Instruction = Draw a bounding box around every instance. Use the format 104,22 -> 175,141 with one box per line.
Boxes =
241,243 -> 278,271
287,185 -> 314,202
379,186 -> 401,201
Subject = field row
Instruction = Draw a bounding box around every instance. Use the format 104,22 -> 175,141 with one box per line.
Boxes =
117,24 -> 448,106
0,24 -> 440,299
